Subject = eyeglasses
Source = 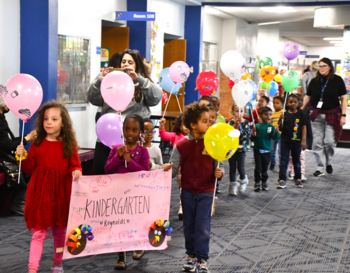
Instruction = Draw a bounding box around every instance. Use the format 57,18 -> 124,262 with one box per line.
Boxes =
144,130 -> 156,135
124,49 -> 140,54
319,65 -> 328,69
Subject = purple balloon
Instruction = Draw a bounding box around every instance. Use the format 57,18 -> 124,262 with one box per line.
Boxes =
283,43 -> 299,60
96,113 -> 123,148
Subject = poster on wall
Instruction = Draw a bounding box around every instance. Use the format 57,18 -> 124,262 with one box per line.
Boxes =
340,26 -> 350,103
100,47 -> 110,69
63,170 -> 172,260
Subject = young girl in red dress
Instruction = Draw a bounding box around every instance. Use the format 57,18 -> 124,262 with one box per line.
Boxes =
16,101 -> 82,273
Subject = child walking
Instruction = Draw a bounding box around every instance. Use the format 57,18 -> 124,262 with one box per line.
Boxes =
105,114 -> 150,270
143,118 -> 163,170
228,103 -> 251,195
244,95 -> 270,125
163,103 -> 224,273
270,96 -> 284,170
251,107 -> 280,192
277,94 -> 308,188
159,114 -> 189,220
16,101 -> 82,273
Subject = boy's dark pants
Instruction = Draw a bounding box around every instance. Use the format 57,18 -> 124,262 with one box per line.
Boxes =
253,150 -> 270,183
279,141 -> 301,181
181,188 -> 212,261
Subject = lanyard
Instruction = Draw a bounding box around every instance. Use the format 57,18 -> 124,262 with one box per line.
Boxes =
320,78 -> 328,101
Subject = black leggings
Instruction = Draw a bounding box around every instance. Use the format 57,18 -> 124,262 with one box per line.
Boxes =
228,151 -> 246,182
93,142 -> 111,175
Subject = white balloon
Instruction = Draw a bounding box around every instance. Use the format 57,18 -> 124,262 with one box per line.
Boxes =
220,50 -> 246,83
231,81 -> 253,108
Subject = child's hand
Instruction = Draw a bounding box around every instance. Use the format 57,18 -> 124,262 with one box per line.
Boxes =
275,126 -> 279,133
252,126 -> 256,135
215,166 -> 223,179
301,141 -> 307,151
117,145 -> 126,157
123,150 -> 131,163
72,170 -> 82,181
99,67 -> 112,81
279,113 -> 284,120
159,118 -> 166,130
16,142 -> 25,157
162,162 -> 173,171
149,161 -> 153,169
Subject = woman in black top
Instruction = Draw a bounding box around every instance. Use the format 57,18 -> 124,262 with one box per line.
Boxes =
301,58 -> 347,177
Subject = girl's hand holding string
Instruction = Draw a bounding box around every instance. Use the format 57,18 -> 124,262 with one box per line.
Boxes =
117,145 -> 126,158
16,142 -> 25,157
159,118 -> 166,130
162,162 -> 173,171
72,170 -> 82,181
215,166 -> 223,179
123,149 -> 131,163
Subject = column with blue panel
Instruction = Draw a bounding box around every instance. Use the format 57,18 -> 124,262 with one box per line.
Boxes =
184,6 -> 203,105
20,0 -> 58,139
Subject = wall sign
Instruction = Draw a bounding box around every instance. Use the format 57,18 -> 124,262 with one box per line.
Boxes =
115,11 -> 156,21
300,51 -> 307,55
305,55 -> 320,58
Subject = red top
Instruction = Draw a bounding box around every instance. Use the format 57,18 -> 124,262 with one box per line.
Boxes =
244,108 -> 260,124
21,139 -> 82,231
159,128 -> 185,148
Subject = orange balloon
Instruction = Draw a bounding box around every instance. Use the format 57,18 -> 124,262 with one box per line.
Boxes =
275,74 -> 282,83
241,72 -> 252,80
260,65 -> 276,83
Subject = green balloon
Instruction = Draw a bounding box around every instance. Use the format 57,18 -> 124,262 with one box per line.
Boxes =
216,114 -> 226,124
261,82 -> 272,89
281,70 -> 300,92
259,57 -> 273,69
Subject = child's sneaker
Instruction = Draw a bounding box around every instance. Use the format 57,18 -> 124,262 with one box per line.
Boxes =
239,175 -> 249,193
301,173 -> 307,181
228,182 -> 240,196
288,172 -> 294,180
295,180 -> 303,188
254,182 -> 260,192
276,180 -> 286,189
269,163 -> 275,171
51,265 -> 64,273
262,182 -> 268,191
197,259 -> 210,273
182,255 -> 197,272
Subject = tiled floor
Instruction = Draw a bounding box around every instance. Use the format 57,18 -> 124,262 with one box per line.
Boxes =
1,148 -> 350,272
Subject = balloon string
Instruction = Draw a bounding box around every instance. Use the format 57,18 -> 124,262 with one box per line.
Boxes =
118,112 -> 127,168
175,96 -> 182,113
18,121 -> 25,184
162,84 -> 175,119
282,93 -> 288,125
211,176 -> 218,216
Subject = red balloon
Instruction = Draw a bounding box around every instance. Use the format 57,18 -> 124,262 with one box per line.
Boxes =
196,71 -> 219,96
161,91 -> 168,104
228,78 -> 235,89
280,69 -> 286,75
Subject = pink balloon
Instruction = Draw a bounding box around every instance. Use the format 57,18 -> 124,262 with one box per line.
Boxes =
4,74 -> 43,122
169,61 -> 191,84
96,113 -> 123,148
101,71 -> 135,112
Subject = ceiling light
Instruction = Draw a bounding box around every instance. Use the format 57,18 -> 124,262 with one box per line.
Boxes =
258,21 -> 281,26
260,7 -> 296,13
329,41 -> 342,44
334,44 -> 342,46
323,37 -> 343,40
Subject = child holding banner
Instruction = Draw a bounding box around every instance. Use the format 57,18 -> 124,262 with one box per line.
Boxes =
143,118 -> 163,170
16,101 -> 82,273
163,103 -> 224,273
104,114 -> 150,270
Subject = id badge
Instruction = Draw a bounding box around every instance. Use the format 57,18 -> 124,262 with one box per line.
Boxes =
317,101 -> 323,108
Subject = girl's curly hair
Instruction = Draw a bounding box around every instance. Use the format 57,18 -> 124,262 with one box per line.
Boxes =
34,101 -> 79,158
183,103 -> 209,130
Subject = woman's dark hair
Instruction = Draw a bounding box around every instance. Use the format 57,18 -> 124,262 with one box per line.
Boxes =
273,96 -> 284,104
259,107 -> 272,116
198,96 -> 213,106
172,113 -> 185,135
123,114 -> 144,133
108,52 -> 123,68
118,51 -> 153,103
260,95 -> 270,104
183,103 -> 209,130
315,57 -> 335,80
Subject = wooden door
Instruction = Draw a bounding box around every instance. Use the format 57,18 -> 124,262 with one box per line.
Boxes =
101,27 -> 129,56
162,39 -> 186,113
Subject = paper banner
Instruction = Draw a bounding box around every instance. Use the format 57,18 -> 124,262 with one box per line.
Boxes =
63,169 -> 172,260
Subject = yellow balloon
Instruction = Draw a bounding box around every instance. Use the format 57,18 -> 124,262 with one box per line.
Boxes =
336,66 -> 341,72
204,123 -> 240,162
275,74 -> 282,83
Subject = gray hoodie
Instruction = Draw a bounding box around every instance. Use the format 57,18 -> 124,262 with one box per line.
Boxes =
301,70 -> 317,94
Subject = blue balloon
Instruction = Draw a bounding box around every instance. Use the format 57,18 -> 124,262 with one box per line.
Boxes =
269,81 -> 278,97
158,67 -> 182,95
247,80 -> 257,102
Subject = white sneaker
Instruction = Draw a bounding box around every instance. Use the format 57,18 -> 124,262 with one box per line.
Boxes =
301,173 -> 307,181
51,265 -> 64,273
288,172 -> 295,180
228,182 -> 240,196
239,175 -> 249,193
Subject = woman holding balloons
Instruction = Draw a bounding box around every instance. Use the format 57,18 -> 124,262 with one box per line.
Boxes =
87,50 -> 162,175
301,58 -> 347,177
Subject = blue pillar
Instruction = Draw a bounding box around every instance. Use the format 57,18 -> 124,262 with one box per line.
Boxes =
184,6 -> 203,105
20,0 -> 58,137
127,0 -> 151,61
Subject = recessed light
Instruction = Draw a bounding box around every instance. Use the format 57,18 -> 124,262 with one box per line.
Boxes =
258,21 -> 281,26
334,44 -> 342,46
323,37 -> 343,40
329,41 -> 342,44
260,7 -> 296,13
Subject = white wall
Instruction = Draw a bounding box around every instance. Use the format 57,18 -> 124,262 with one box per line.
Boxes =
0,0 -> 20,136
58,0 -> 127,148
306,46 -> 342,64
203,13 -> 223,45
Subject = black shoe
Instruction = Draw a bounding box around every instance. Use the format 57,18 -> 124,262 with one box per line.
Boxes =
114,252 -> 127,270
197,259 -> 210,273
326,165 -> 333,174
10,203 -> 24,216
269,163 -> 275,171
254,182 -> 260,192
313,170 -> 324,177
262,183 -> 268,191
182,255 -> 197,272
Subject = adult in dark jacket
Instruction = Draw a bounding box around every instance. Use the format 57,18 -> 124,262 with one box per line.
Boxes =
0,97 -> 36,215
301,57 -> 347,177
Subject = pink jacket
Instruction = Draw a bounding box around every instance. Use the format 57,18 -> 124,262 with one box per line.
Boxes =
159,128 -> 185,147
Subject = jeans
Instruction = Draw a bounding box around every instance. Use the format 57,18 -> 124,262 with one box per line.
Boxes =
181,188 -> 212,261
253,150 -> 270,183
228,151 -> 246,181
279,142 -> 301,181
270,138 -> 281,165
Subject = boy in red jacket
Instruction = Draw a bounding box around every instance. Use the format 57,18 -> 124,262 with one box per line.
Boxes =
244,95 -> 269,124
163,103 -> 224,273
